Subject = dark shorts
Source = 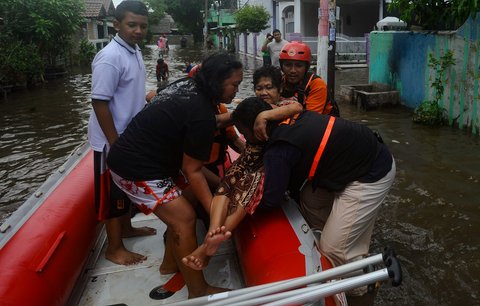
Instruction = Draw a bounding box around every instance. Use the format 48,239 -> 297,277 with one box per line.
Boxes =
94,150 -> 131,220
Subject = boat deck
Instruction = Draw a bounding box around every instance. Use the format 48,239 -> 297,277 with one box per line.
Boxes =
74,213 -> 245,305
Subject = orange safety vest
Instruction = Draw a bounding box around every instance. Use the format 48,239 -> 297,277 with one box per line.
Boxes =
286,72 -> 340,117
207,104 -> 236,165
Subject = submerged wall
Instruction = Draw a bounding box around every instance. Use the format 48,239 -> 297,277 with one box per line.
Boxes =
369,13 -> 480,134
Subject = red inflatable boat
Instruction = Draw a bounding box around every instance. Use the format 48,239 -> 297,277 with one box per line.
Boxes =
0,143 -> 399,305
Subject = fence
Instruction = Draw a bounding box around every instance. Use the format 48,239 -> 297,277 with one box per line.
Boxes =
303,34 -> 367,64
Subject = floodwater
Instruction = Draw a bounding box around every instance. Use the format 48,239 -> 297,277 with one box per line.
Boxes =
0,44 -> 479,305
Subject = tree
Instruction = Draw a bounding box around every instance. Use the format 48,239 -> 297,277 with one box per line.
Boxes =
389,0 -> 479,30
165,0 -> 205,41
142,0 -> 166,26
234,5 -> 270,33
0,0 -> 83,84
0,0 -> 84,66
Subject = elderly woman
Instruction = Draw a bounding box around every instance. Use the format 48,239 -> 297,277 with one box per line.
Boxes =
107,52 -> 243,298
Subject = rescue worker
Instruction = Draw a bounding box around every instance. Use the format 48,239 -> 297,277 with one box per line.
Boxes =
231,97 -> 396,305
279,41 -> 339,117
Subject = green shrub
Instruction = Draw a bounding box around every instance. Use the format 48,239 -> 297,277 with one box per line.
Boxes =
79,39 -> 96,65
413,51 -> 455,125
413,100 -> 447,125
0,39 -> 44,86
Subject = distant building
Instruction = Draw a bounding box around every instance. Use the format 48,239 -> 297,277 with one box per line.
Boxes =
80,0 -> 116,50
238,0 -> 396,63
150,14 -> 177,34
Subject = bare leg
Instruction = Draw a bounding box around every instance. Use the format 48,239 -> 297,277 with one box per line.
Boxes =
159,227 -> 179,275
182,195 -> 246,270
104,217 -> 147,265
202,166 -> 221,189
154,196 -> 228,298
120,213 -> 157,238
181,226 -> 232,270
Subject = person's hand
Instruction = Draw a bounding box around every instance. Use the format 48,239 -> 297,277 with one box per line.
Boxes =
254,112 -> 269,141
145,89 -> 157,103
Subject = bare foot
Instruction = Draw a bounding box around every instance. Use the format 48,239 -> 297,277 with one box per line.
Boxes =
181,227 -> 231,270
105,246 -> 147,265
181,245 -> 206,270
204,226 -> 232,257
122,226 -> 157,238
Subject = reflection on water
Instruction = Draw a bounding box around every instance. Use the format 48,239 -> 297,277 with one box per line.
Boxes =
0,44 -> 479,305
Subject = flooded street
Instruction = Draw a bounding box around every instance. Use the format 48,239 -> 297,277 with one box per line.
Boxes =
0,44 -> 479,305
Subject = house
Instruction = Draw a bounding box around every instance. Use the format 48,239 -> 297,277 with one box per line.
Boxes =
207,8 -> 236,49
150,14 -> 177,35
80,0 -> 116,51
238,0 -> 394,62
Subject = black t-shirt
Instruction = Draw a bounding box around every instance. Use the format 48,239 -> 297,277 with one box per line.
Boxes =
107,80 -> 216,181
263,111 -> 393,204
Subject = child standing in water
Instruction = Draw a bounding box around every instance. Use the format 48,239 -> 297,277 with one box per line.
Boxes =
155,58 -> 169,81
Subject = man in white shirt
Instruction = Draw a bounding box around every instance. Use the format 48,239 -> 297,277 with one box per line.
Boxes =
261,29 -> 288,67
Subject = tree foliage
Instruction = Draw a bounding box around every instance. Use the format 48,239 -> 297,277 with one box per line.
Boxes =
0,37 -> 44,86
234,5 -> 270,33
0,0 -> 84,65
165,0 -> 205,41
142,0 -> 166,25
0,0 -> 84,84
389,0 -> 479,30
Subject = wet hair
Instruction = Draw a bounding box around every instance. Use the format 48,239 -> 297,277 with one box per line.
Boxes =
193,52 -> 243,104
231,97 -> 273,131
252,66 -> 283,90
115,1 -> 148,21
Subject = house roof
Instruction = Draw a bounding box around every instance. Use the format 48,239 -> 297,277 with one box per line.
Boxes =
81,0 -> 114,18
150,14 -> 176,34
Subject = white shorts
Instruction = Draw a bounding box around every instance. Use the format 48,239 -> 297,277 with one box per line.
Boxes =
110,171 -> 188,215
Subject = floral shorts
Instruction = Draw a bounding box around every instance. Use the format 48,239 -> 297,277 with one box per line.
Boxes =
110,171 -> 188,215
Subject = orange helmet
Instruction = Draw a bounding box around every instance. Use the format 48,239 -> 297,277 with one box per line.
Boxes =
188,64 -> 201,78
279,41 -> 312,63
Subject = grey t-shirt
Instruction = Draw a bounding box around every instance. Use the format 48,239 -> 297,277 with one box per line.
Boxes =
267,39 -> 288,67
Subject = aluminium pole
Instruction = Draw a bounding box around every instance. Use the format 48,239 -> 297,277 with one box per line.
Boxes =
204,0 -> 209,48
327,0 -> 336,99
316,0 -> 329,81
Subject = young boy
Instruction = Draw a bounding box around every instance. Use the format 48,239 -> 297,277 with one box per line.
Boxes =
155,58 -> 169,81
87,0 -> 155,266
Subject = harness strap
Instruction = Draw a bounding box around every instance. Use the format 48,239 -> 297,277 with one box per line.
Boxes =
297,73 -> 316,106
308,116 -> 336,180
304,73 -> 315,93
